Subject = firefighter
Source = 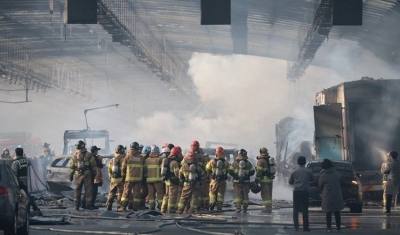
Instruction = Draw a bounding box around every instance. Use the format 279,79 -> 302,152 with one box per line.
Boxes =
183,140 -> 208,210
69,140 -> 97,210
91,146 -> 104,209
82,145 -> 104,209
175,146 -> 184,202
38,142 -> 54,166
160,146 -> 181,213
138,145 -> 151,209
229,149 -> 255,213
207,147 -> 230,211
1,147 -> 12,160
119,142 -> 147,211
381,152 -> 391,207
11,147 -> 41,212
161,147 -> 170,158
177,151 -> 204,214
105,145 -> 125,211
255,147 -> 276,213
146,145 -> 165,210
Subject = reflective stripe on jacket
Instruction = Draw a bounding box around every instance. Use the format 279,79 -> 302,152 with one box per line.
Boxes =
256,157 -> 272,183
122,150 -> 147,182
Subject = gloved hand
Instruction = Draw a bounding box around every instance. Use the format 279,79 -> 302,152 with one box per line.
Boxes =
69,174 -> 74,182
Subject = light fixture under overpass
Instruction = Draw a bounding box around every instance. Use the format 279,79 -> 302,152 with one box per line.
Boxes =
201,0 -> 231,25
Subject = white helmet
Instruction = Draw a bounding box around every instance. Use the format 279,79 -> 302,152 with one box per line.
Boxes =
17,145 -> 23,149
162,147 -> 171,153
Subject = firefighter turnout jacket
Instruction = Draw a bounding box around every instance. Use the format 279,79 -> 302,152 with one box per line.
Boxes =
229,154 -> 255,183
121,150 -> 147,182
109,153 -> 125,183
70,149 -> 97,176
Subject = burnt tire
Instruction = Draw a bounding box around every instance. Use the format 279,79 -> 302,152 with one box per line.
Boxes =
350,204 -> 362,213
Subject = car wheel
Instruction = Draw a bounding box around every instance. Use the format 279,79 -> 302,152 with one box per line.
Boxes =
17,205 -> 30,235
350,204 -> 363,213
4,209 -> 18,235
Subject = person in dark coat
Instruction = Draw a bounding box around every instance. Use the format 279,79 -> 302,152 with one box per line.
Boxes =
383,151 -> 400,213
318,159 -> 344,233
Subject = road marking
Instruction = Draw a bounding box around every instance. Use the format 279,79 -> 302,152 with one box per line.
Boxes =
120,224 -> 130,228
277,228 -> 286,233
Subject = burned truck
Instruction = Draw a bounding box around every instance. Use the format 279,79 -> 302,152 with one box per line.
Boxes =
314,78 -> 400,199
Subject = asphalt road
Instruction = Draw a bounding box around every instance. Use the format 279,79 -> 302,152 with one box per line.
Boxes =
6,206 -> 400,235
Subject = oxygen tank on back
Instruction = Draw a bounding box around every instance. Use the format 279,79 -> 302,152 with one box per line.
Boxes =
161,158 -> 169,178
77,152 -> 84,171
112,157 -> 119,177
188,164 -> 197,183
269,157 -> 276,175
238,160 -> 246,179
216,160 -> 223,177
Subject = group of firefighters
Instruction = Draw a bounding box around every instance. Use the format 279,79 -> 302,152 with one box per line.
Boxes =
69,140 -> 276,214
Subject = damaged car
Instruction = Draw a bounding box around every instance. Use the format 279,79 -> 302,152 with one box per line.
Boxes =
307,160 -> 363,213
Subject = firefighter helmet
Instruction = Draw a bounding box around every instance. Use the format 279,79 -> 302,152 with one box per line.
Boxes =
170,147 -> 180,156
260,147 -> 269,155
191,140 -> 199,149
162,147 -> 171,153
215,147 -> 224,155
3,147 -> 9,152
162,142 -> 169,148
167,143 -> 175,150
142,146 -> 151,155
75,140 -> 86,150
175,146 -> 182,154
186,151 -> 196,160
250,182 -> 261,194
115,145 -> 126,154
238,149 -> 247,156
130,142 -> 140,150
151,145 -> 160,153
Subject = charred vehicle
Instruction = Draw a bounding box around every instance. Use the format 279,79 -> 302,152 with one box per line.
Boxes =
307,160 -> 363,213
314,78 -> 400,199
47,129 -> 113,195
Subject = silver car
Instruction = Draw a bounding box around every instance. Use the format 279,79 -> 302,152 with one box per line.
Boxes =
0,161 -> 30,235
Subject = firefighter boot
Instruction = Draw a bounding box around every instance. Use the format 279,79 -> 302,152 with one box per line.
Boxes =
106,203 -> 112,211
209,202 -> 216,211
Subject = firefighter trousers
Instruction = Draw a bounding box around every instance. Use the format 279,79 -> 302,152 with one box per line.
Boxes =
260,182 -> 273,212
161,183 -> 179,212
382,180 -> 387,206
177,183 -> 200,213
106,181 -> 124,208
147,182 -> 165,210
121,182 -> 142,209
139,183 -> 149,208
209,179 -> 226,210
199,178 -> 210,209
233,183 -> 250,210
74,173 -> 93,207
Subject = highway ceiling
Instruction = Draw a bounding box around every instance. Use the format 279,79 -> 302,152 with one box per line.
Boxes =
0,0 -> 400,98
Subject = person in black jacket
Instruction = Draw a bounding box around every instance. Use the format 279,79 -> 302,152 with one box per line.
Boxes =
90,146 -> 104,209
